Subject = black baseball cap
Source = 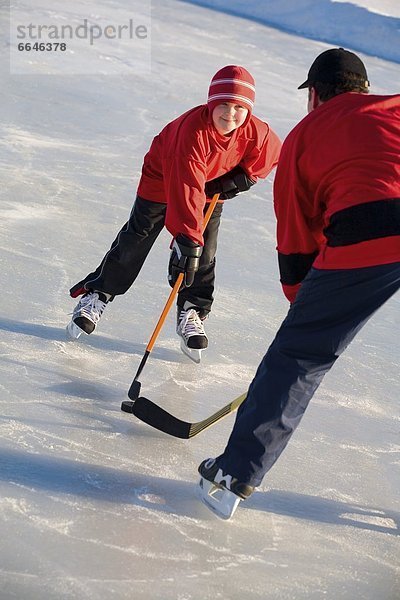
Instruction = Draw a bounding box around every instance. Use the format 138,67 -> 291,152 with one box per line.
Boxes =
298,48 -> 369,89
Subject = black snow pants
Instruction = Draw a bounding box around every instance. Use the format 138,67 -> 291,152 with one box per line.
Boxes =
218,262 -> 400,487
73,196 -> 223,317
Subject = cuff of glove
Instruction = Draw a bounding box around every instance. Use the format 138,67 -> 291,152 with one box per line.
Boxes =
173,234 -> 203,257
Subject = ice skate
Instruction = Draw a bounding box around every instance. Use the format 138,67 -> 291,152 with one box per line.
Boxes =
66,291 -> 109,339
176,302 -> 208,363
197,458 -> 254,520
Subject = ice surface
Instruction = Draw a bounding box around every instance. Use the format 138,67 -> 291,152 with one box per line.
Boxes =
1,0 -> 399,598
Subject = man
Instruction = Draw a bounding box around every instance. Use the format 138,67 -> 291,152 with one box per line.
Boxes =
67,65 -> 280,362
198,48 -> 400,519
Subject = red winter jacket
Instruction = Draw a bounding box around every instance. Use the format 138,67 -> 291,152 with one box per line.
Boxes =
137,105 -> 281,244
273,92 -> 400,302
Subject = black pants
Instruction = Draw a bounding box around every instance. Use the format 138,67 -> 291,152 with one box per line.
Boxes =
75,196 -> 223,317
218,262 -> 400,487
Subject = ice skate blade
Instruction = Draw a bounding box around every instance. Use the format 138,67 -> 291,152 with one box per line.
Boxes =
180,339 -> 202,363
198,477 -> 241,520
66,320 -> 86,340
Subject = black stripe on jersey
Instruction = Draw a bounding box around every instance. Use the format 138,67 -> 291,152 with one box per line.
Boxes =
278,251 -> 318,285
324,198 -> 400,247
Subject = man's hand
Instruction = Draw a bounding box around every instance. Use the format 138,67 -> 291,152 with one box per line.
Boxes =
205,166 -> 256,200
168,234 -> 203,288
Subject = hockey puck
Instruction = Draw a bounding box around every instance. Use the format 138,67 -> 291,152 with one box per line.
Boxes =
121,400 -> 135,413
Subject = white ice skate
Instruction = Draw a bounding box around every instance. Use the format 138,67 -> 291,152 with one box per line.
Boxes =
66,291 -> 109,339
197,458 -> 254,520
198,477 -> 242,520
177,302 -> 208,363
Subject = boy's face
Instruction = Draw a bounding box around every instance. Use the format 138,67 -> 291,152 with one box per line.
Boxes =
212,102 -> 249,135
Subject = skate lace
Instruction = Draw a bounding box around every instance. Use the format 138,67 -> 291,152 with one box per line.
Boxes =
74,292 -> 107,324
178,308 -> 205,339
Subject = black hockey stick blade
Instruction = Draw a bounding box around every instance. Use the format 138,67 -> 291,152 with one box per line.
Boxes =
131,392 -> 247,439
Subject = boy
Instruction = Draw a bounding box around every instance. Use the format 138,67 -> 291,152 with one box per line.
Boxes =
68,65 -> 281,360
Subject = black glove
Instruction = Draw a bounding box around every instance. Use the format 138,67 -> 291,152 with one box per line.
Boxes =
168,234 -> 203,288
205,166 -> 256,200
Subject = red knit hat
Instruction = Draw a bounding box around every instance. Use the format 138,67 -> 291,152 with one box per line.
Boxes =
207,65 -> 256,115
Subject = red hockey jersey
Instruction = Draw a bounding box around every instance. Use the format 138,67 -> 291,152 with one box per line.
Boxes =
273,92 -> 400,302
137,105 -> 281,244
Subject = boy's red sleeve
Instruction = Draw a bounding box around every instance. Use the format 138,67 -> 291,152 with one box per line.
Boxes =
163,155 -> 208,246
240,126 -> 282,181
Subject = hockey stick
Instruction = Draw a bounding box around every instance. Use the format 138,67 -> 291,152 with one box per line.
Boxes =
127,194 -> 220,402
121,392 -> 247,438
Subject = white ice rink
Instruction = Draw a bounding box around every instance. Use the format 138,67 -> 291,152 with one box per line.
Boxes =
1,0 -> 399,598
